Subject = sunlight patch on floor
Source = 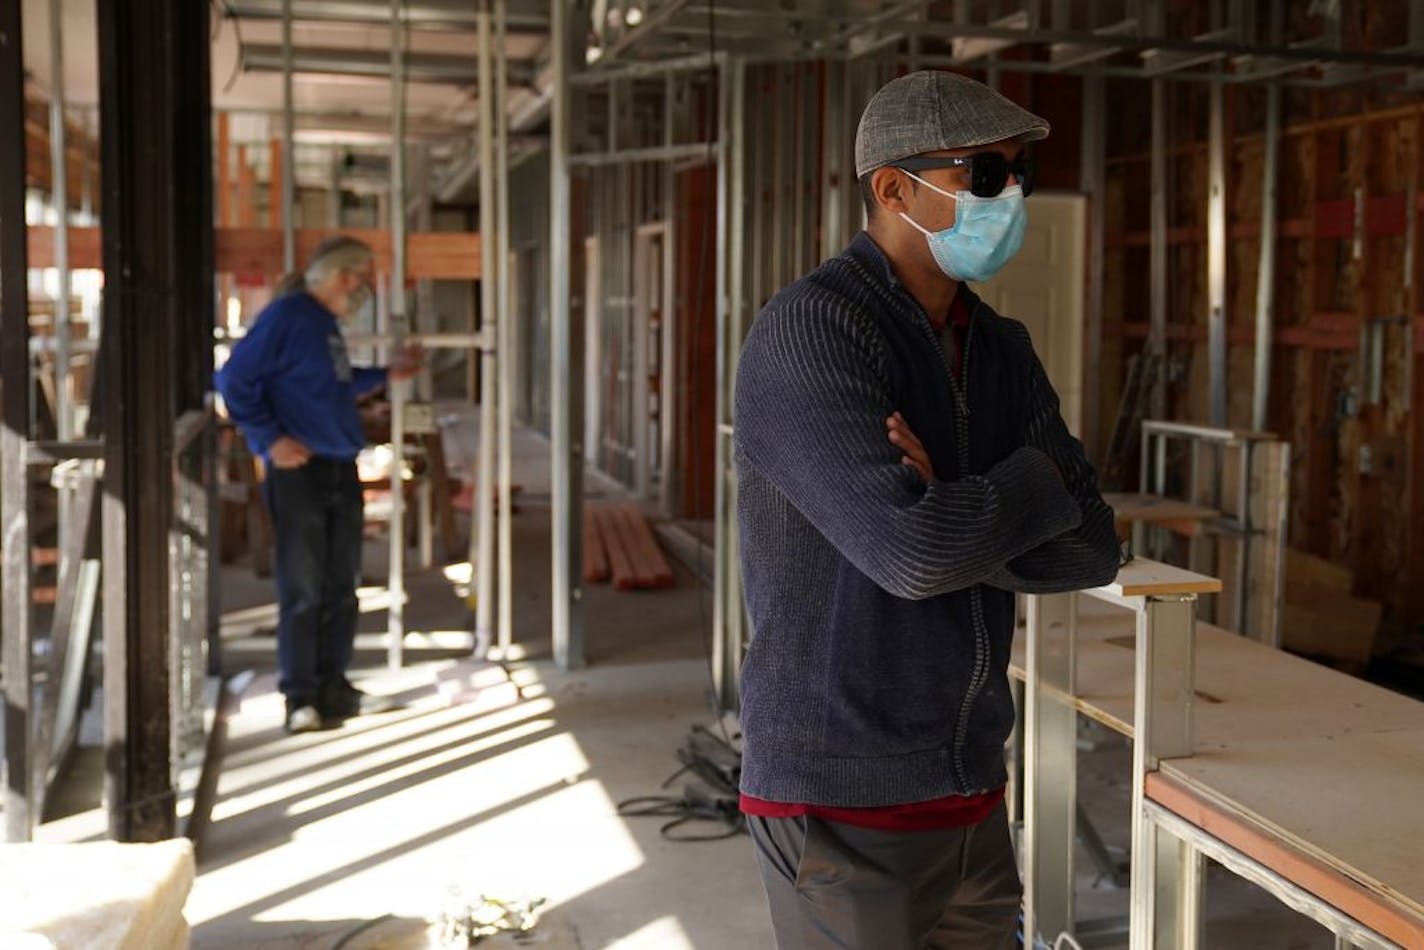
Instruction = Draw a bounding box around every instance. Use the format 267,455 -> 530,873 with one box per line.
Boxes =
605,914 -> 696,949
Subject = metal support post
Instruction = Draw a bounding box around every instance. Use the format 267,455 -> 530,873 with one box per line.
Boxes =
1253,83 -> 1282,431
387,0 -> 409,668
280,0 -> 296,271
711,56 -> 746,713
328,148 -> 343,227
1,0 -> 35,842
1081,74 -> 1106,453
413,145 -> 434,571
1207,79 -> 1227,428
496,0 -> 515,655
658,70 -> 679,518
48,0 -> 72,441
1149,79 -> 1168,421
1022,592 -> 1078,948
1128,595 -> 1197,949
474,3 -> 497,657
97,0 -> 209,842
820,59 -> 846,260
173,0 -> 218,708
549,0 -> 585,670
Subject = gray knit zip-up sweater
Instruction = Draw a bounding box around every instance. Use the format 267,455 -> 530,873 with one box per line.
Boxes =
734,232 -> 1119,808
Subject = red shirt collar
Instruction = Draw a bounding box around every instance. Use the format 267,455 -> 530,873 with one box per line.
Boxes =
928,285 -> 971,333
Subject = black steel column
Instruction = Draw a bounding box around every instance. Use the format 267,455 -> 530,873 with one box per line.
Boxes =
97,0 -> 206,842
0,0 -> 34,842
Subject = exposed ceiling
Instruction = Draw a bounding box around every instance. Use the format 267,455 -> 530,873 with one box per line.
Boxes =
18,1 -> 1424,201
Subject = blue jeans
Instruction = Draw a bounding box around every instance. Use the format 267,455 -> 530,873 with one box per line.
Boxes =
263,457 -> 364,709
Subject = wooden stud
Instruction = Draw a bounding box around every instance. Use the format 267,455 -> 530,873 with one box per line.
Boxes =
216,112 -> 231,228
269,136 -> 282,230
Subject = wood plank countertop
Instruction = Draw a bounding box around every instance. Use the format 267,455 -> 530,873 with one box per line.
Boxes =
1009,596 -> 1424,934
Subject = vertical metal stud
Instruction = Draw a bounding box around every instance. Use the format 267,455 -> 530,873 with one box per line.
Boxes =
475,3 -> 498,657
1023,592 -> 1078,947
821,60 -> 846,260
1149,79 -> 1168,421
1129,594 -> 1197,948
550,0 -> 585,670
0,0 -> 34,843
48,0 -> 72,441
1081,74 -> 1106,455
1207,79 -> 1228,428
280,0 -> 296,272
658,69 -> 678,518
387,0 -> 409,669
496,0 -> 515,655
712,55 -> 745,713
1252,4 -> 1285,432
96,0 -> 208,842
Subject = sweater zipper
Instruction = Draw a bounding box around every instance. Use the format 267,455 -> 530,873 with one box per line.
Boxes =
839,256 -> 994,789
908,293 -> 993,791
949,303 -> 992,792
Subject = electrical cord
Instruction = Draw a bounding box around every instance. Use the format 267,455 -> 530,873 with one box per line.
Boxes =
616,724 -> 745,842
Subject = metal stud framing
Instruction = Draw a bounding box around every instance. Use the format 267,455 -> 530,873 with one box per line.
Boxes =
1,0 -> 35,843
96,0 -> 214,842
550,0 -> 586,671
387,0 -> 409,669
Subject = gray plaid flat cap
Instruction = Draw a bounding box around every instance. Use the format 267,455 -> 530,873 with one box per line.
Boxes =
855,71 -> 1049,178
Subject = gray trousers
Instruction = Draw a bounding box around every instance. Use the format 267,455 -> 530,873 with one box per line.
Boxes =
748,801 -> 1022,950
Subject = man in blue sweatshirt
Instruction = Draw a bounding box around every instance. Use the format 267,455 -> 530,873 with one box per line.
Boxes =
734,71 -> 1120,948
217,236 -> 423,733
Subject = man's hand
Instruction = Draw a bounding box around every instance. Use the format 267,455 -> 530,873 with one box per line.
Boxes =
389,342 -> 426,382
269,435 -> 312,469
887,412 -> 935,482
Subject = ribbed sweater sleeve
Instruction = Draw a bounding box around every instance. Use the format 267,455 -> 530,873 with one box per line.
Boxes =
988,323 -> 1121,593
735,298 -> 1084,601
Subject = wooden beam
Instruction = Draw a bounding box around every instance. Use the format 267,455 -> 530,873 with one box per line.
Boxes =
26,225 -> 482,280
216,113 -> 231,228
1105,193 -> 1420,247
236,146 -> 255,227
268,137 -> 282,230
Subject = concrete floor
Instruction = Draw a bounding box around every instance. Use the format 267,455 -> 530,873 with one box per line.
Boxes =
27,424 -> 1347,948
183,427 -> 769,949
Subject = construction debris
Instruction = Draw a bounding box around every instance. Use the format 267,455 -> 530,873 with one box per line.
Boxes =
434,892 -> 546,947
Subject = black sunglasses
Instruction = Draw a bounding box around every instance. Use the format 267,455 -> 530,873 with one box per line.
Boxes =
893,151 -> 1035,198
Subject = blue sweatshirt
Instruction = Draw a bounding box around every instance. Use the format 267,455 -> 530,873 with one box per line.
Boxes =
216,292 -> 388,461
734,232 -> 1120,808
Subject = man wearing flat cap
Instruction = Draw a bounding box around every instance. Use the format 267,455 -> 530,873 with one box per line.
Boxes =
733,71 -> 1120,948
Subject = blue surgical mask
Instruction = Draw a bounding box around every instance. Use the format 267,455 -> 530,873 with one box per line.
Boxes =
897,172 -> 1027,283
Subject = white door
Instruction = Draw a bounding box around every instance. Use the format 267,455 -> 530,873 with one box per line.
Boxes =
975,191 -> 1086,436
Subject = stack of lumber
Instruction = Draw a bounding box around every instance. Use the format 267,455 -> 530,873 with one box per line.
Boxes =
1282,547 -> 1382,672
584,502 -> 675,591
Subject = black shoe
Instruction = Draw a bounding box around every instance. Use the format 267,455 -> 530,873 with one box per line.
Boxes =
318,678 -> 397,722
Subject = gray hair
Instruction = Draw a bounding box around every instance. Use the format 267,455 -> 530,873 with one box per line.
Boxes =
275,235 -> 374,296
303,235 -> 374,286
